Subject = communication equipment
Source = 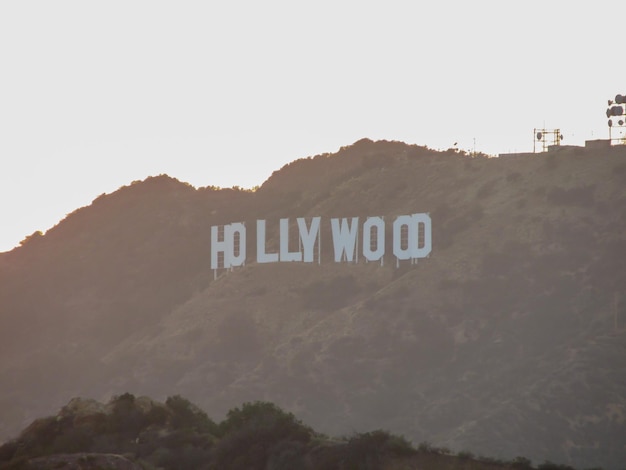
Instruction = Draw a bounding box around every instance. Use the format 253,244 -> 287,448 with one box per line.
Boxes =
533,128 -> 562,152
607,93 -> 626,144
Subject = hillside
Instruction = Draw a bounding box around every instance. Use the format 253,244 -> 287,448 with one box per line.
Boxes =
1,139 -> 625,469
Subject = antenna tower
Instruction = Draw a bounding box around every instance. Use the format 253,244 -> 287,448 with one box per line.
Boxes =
533,128 -> 563,153
607,94 -> 626,145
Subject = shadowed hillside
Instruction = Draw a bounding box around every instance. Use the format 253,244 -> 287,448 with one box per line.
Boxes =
1,139 -> 625,469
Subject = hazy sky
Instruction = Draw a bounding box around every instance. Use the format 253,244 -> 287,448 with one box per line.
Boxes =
1,1 -> 624,252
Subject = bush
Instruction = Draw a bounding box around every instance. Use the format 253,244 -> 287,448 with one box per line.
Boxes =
213,402 -> 312,469
418,441 -> 435,453
511,456 -> 533,469
0,441 -> 18,464
266,440 -> 309,470
107,393 -> 144,436
538,461 -> 576,470
165,395 -> 218,434
458,450 -> 475,460
49,426 -> 93,454
219,402 -> 310,440
341,430 -> 415,469
19,231 -> 43,247
348,429 -> 415,455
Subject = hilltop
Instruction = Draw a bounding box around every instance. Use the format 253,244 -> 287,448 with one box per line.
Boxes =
1,139 -> 625,469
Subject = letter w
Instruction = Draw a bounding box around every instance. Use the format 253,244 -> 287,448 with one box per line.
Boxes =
330,217 -> 359,262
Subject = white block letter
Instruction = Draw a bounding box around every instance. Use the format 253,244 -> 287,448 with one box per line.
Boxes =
297,217 -> 321,263
211,225 -> 229,269
393,213 -> 432,261
411,213 -> 432,258
280,218 -> 302,262
227,222 -> 247,267
363,217 -> 385,261
257,219 -> 279,263
393,215 -> 413,261
331,217 -> 359,262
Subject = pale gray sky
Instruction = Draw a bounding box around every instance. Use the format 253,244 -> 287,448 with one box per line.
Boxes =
1,1 -> 624,252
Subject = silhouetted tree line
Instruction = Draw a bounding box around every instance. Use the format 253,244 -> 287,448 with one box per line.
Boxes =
0,393 -> 613,470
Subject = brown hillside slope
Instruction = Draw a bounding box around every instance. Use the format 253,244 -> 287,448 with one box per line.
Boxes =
1,139 -> 625,469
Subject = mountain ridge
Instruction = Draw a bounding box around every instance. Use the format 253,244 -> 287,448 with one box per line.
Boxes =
1,139 -> 625,469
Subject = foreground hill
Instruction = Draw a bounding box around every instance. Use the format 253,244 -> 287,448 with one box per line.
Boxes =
1,139 -> 625,469
0,393 -> 568,470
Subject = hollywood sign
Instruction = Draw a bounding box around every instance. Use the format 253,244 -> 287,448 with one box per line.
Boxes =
211,213 -> 431,270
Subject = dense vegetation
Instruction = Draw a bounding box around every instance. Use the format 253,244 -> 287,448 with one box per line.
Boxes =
0,394 -> 607,470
